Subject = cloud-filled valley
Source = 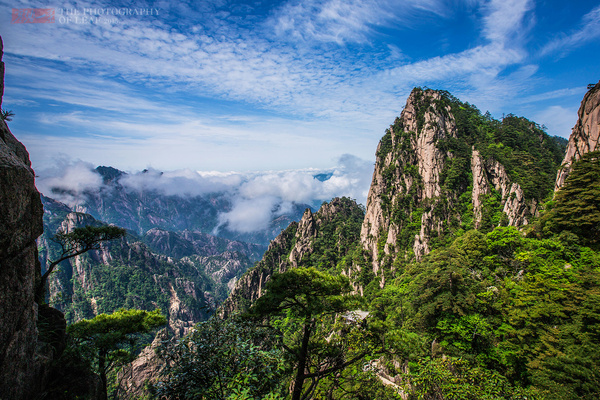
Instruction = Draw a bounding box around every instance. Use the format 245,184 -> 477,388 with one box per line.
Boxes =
36,154 -> 373,234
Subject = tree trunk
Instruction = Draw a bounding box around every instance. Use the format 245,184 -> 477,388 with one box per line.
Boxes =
291,318 -> 313,400
99,350 -> 108,400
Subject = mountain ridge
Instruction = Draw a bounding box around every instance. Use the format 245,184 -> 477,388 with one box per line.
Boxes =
225,85 -> 571,313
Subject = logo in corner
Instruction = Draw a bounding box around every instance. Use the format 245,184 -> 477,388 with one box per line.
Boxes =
12,8 -> 55,23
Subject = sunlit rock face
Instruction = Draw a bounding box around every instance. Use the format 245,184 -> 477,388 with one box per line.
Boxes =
359,88 -> 537,287
555,81 -> 600,190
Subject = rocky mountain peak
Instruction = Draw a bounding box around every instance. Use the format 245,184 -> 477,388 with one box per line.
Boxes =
397,88 -> 457,199
359,88 -> 558,283
289,208 -> 316,268
555,80 -> 600,190
96,165 -> 125,184
361,88 -> 458,272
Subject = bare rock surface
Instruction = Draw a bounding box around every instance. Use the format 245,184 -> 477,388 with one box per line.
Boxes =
556,81 -> 600,189
0,34 -> 47,399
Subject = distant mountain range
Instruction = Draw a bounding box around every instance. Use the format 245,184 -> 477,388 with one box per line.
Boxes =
38,165 -> 317,331
45,165 -> 311,247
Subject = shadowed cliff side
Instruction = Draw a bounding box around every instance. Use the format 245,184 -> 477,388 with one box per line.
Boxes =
0,35 -> 49,400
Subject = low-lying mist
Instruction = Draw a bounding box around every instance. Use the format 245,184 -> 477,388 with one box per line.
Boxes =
36,154 -> 373,234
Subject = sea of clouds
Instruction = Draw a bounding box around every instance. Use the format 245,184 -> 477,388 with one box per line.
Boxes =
36,154 -> 374,233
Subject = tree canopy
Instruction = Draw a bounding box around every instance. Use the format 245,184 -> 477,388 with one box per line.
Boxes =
68,308 -> 166,400
248,268 -> 374,400
542,150 -> 600,245
152,316 -> 286,400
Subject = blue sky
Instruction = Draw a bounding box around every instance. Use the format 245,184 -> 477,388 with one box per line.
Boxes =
1,0 -> 599,176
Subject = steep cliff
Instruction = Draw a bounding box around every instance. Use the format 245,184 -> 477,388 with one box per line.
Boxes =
555,81 -> 600,190
220,197 -> 364,317
359,88 -> 565,283
0,36 -> 49,399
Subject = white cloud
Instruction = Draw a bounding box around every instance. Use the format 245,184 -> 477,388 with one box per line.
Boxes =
35,153 -> 374,233
271,0 -> 388,44
516,87 -> 587,104
119,168 -> 239,197
482,0 -> 533,44
217,196 -> 280,234
36,160 -> 104,206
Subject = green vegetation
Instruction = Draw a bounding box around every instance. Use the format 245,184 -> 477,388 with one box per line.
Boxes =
437,92 -> 566,201
0,108 -> 14,121
248,267 -> 367,400
67,309 -> 166,400
541,150 -> 600,246
36,225 -> 126,304
152,317 -> 286,399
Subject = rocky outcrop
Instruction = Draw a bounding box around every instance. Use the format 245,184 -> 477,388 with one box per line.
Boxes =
484,159 -> 537,226
361,89 -> 456,271
220,222 -> 298,318
116,329 -> 169,399
289,209 -> 317,267
221,197 -> 364,317
555,81 -> 600,190
0,34 -> 48,398
471,149 -> 490,229
359,89 -> 551,282
471,150 -> 538,227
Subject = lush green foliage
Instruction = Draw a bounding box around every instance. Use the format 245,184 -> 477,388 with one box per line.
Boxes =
432,90 -> 566,201
372,227 -> 600,399
541,150 -> 600,245
248,267 -> 377,400
152,317 -> 287,400
68,309 -> 166,400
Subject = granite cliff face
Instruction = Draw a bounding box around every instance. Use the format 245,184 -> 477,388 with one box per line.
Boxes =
0,36 -> 51,399
224,88 -> 566,310
555,81 -> 600,190
360,89 -> 457,272
359,89 -> 547,287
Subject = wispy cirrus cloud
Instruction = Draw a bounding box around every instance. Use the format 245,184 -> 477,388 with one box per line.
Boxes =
482,0 -> 534,44
540,5 -> 600,57
2,0 -> 595,173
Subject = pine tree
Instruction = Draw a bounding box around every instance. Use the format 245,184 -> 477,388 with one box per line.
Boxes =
545,151 -> 600,245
